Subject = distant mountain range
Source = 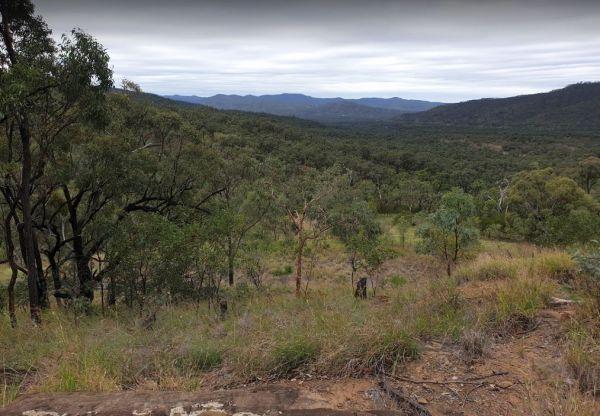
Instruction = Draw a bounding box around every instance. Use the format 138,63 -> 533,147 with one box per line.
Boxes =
398,82 -> 600,131
163,93 -> 443,123
163,83 -> 600,131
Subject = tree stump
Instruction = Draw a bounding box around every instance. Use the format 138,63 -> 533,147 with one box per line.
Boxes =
355,277 -> 368,299
219,299 -> 228,319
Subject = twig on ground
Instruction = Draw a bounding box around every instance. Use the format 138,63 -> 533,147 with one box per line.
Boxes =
465,370 -> 509,381
378,378 -> 433,416
461,382 -> 486,406
384,371 -> 500,386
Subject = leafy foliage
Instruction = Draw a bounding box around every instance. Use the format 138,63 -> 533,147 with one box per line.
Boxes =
417,189 -> 480,275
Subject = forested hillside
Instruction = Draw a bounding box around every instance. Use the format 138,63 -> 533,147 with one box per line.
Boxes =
399,82 -> 600,131
1,2 -> 600,414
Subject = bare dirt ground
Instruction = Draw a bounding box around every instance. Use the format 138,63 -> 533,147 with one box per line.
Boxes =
3,301 -> 597,416
383,305 -> 583,416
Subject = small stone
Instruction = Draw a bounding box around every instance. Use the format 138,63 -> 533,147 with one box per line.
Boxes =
417,398 -> 429,405
497,381 -> 513,389
202,402 -> 224,409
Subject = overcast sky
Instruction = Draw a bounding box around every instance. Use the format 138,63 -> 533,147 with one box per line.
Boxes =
35,0 -> 600,102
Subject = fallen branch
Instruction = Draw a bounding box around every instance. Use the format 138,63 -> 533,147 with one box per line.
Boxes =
513,321 -> 540,336
461,382 -> 486,406
385,372 -> 491,386
464,370 -> 509,381
378,378 -> 432,416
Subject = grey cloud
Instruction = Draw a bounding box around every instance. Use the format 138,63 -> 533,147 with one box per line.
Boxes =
33,0 -> 600,101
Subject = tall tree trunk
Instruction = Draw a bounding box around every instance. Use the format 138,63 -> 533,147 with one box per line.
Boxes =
350,250 -> 357,287
227,235 -> 234,286
108,276 -> 116,306
2,0 -> 41,324
19,115 -> 41,324
4,213 -> 18,327
75,251 -> 94,300
63,186 -> 94,301
47,250 -> 62,306
33,238 -> 49,308
295,236 -> 305,297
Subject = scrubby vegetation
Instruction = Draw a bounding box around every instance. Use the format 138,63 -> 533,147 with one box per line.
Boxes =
1,1 -> 599,414
2,237 -> 597,412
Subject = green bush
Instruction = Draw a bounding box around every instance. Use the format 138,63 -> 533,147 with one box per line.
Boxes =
272,337 -> 319,375
567,325 -> 599,395
535,252 -> 577,282
177,344 -> 223,373
367,329 -> 419,370
484,278 -> 554,334
272,265 -> 293,276
389,275 -> 407,288
455,257 -> 519,281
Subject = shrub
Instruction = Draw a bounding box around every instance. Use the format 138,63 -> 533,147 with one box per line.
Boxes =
272,265 -> 293,276
484,278 -> 555,334
366,329 -> 419,371
389,275 -> 407,288
535,252 -> 577,282
567,330 -> 599,396
177,344 -> 223,373
271,337 -> 319,375
573,243 -> 600,312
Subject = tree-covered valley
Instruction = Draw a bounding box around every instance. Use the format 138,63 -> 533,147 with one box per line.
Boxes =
1,2 -> 599,415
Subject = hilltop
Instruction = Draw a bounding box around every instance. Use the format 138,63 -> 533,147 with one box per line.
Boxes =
398,82 -> 600,131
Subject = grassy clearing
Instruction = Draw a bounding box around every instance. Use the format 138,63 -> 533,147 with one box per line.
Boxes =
1,285 -> 458,398
2,239 -> 594,409
0,267 -> 561,404
455,249 -> 577,283
481,277 -> 556,334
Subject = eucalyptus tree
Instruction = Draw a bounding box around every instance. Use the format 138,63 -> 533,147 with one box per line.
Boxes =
0,0 -> 112,323
270,165 -> 349,296
204,148 -> 272,286
578,156 -> 600,194
417,188 -> 479,276
331,200 -> 381,286
41,92 -> 223,303
506,168 -> 599,245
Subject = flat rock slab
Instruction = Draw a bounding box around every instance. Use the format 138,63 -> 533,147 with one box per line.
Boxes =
1,386 -> 406,416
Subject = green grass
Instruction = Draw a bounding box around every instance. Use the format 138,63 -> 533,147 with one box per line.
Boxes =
455,249 -> 578,283
176,343 -> 223,373
1,240 -> 574,405
271,265 -> 293,276
482,277 -> 556,334
455,257 -> 519,281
